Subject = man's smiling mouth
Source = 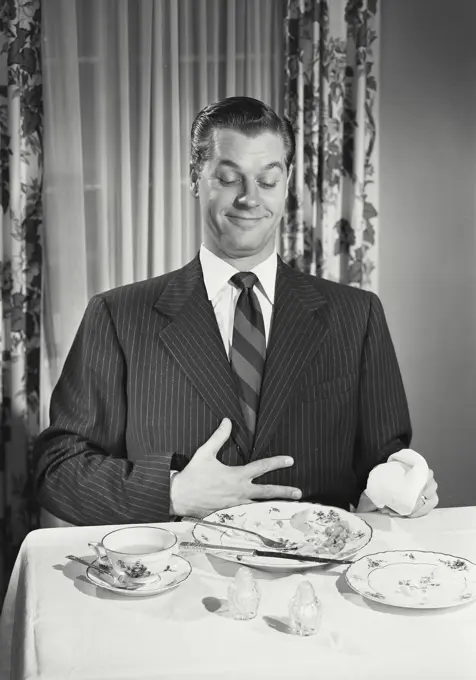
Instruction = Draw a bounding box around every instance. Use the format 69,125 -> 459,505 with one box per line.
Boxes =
226,215 -> 266,221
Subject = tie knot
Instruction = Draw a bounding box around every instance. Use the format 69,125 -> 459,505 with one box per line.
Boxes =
230,272 -> 259,291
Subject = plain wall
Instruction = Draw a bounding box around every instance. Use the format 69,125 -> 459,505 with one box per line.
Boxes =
379,0 -> 476,507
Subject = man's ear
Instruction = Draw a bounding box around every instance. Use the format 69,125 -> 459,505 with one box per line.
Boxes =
190,163 -> 200,198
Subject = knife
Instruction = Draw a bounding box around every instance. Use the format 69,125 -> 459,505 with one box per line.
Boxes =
179,542 -> 353,565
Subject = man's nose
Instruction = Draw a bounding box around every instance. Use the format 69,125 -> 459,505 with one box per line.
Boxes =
236,179 -> 259,208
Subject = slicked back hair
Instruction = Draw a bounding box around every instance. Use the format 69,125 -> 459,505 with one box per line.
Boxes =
190,96 -> 295,174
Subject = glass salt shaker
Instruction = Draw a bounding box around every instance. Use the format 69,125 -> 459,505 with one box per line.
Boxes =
289,580 -> 322,636
228,566 -> 260,620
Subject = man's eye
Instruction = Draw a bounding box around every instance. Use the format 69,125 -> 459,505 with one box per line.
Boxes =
218,177 -> 240,186
258,181 -> 278,189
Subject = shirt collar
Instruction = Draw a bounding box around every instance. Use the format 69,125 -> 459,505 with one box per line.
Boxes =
199,244 -> 277,304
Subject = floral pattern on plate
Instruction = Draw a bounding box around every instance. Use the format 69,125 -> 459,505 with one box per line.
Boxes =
345,550 -> 476,609
192,501 -> 372,572
86,555 -> 192,597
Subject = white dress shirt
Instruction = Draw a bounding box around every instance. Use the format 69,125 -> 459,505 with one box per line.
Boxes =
199,243 -> 277,358
169,244 -> 278,498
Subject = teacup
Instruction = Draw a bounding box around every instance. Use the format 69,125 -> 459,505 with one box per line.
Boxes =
88,526 -> 177,585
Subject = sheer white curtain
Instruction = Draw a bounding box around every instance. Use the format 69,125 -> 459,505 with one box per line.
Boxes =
40,0 -> 285,426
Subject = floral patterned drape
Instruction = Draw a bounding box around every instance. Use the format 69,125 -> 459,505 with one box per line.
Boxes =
282,0 -> 379,289
0,0 -> 42,600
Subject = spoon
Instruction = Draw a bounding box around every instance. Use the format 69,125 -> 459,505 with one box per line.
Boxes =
66,555 -> 144,590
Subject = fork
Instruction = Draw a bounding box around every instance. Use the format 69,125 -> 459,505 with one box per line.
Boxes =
181,516 -> 301,550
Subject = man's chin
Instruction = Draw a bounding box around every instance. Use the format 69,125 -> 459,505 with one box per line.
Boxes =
223,236 -> 269,257
222,225 -> 278,251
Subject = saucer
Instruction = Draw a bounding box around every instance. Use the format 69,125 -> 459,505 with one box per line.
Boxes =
345,550 -> 476,609
86,554 -> 192,597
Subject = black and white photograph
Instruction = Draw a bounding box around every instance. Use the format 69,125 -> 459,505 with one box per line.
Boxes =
1,1 -> 475,678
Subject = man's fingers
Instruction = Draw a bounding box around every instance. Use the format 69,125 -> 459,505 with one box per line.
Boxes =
245,455 -> 295,480
194,418 -> 232,460
380,484 -> 440,518
248,484 -> 302,501
243,456 -> 301,500
409,492 -> 439,518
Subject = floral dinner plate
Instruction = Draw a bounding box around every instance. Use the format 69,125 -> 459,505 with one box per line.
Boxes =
86,554 -> 192,597
345,550 -> 476,609
192,501 -> 372,572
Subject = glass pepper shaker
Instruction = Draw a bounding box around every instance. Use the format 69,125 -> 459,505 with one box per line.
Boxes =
289,580 -> 322,636
228,566 -> 260,620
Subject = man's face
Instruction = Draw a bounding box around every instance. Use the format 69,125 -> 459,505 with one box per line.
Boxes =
192,128 -> 289,262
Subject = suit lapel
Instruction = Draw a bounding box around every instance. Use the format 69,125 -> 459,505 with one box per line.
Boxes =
154,255 -> 249,460
251,257 -> 330,461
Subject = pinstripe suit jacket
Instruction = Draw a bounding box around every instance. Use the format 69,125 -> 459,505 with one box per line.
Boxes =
34,254 -> 412,526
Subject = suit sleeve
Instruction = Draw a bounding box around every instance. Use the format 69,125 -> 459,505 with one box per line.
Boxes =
352,292 -> 412,495
34,295 -> 174,526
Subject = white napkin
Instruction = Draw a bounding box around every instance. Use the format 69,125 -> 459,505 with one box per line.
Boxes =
364,449 -> 429,516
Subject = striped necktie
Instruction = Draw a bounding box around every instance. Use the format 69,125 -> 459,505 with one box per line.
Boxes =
230,272 -> 266,445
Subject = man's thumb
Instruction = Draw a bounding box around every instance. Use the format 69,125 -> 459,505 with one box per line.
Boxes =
196,418 -> 232,459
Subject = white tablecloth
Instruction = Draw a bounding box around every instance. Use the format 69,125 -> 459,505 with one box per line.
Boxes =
1,507 -> 476,680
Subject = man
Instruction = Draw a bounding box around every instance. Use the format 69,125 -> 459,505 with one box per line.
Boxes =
34,96 -> 438,525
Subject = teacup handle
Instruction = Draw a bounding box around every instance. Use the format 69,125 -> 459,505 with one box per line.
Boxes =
88,541 -> 110,567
